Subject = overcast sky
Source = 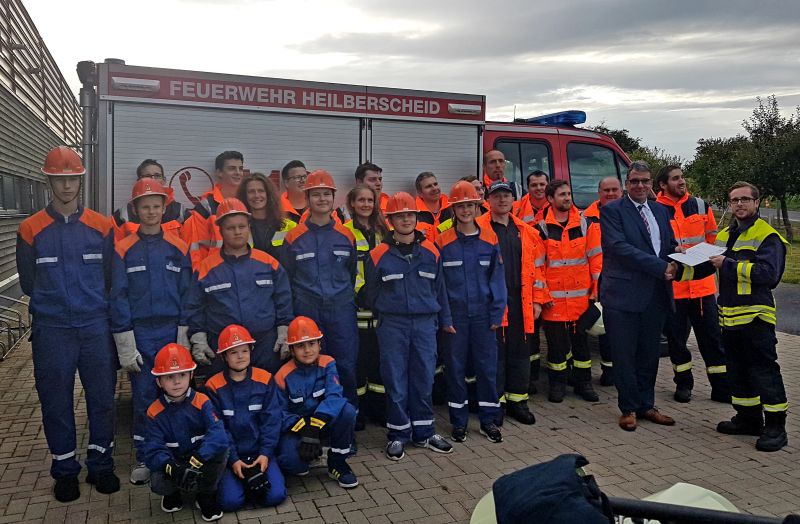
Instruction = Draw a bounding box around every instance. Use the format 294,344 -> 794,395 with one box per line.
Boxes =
26,0 -> 800,159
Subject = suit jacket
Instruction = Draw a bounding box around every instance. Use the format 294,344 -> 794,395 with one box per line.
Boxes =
599,197 -> 677,313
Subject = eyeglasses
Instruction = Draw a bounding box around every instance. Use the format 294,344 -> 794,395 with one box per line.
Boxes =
287,174 -> 308,182
628,178 -> 652,186
730,197 -> 756,205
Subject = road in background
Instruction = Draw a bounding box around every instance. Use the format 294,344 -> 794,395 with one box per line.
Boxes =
775,282 -> 800,335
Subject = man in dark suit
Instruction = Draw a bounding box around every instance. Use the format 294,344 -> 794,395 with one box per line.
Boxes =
599,161 -> 679,431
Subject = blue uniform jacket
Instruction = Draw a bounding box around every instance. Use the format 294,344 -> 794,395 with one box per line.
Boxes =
436,226 -> 507,324
274,355 -> 347,432
205,367 -> 282,464
283,221 -> 357,302
16,205 -> 114,327
185,248 -> 293,338
363,233 -> 453,328
143,388 -> 229,470
110,230 -> 192,333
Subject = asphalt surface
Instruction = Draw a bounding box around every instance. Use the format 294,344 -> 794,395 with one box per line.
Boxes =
775,282 -> 800,335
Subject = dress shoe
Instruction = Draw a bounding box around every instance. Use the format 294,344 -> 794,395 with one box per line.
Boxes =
619,413 -> 637,431
506,401 -> 536,425
641,409 -> 675,426
673,388 -> 692,403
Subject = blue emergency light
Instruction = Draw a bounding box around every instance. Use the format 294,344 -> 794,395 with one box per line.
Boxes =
524,110 -> 587,127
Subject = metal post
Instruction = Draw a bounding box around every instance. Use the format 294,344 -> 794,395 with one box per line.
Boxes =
77,60 -> 98,209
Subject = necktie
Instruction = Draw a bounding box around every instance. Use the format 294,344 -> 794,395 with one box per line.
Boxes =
637,205 -> 651,236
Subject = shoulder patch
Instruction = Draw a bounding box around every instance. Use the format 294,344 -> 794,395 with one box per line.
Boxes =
478,225 -> 499,246
250,249 -> 280,269
317,354 -> 335,367
197,250 -> 225,280
191,392 -> 210,411
19,210 -> 54,246
334,223 -> 357,244
420,240 -> 440,261
147,399 -> 165,419
436,227 -> 458,249
274,360 -> 297,389
251,367 -> 273,385
370,243 -> 390,265
205,372 -> 227,393
80,209 -> 113,236
114,232 -> 140,259
163,231 -> 190,255
285,222 -> 309,244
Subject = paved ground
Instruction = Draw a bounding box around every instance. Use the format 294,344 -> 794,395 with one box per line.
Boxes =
775,282 -> 800,335
1,331 -> 799,524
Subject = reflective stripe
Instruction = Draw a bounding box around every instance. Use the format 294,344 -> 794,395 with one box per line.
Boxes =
357,310 -> 373,319
296,252 -> 316,260
189,242 -> 202,252
534,256 -> 545,266
478,401 -> 501,408
210,240 -> 224,248
357,321 -> 371,329
719,305 -> 777,327
763,402 -> 789,412
82,253 -> 102,260
291,419 -> 306,432
677,235 -> 705,245
419,271 -> 436,279
566,351 -> 573,361
548,257 -> 588,268
522,214 -> 535,222
411,419 -> 434,426
549,289 -> 590,298
310,417 -> 326,428
255,279 -> 273,286
732,238 -> 762,251
585,246 -> 602,257
547,360 -> 567,371
673,362 -> 693,373
133,435 -> 145,441
356,385 -> 367,396
529,353 -> 540,362
435,365 -> 444,374
732,396 -> 761,407
464,376 -> 477,384
289,397 -> 304,404
387,422 -> 411,430
166,442 -> 179,448
600,360 -> 613,368
354,239 -> 369,249
443,260 -> 463,267
367,382 -> 385,394
222,409 -> 234,416
382,273 -> 403,281
707,365 -> 727,374
248,404 -> 262,411
330,446 -> 351,455
166,262 -> 181,273
312,389 -> 326,398
679,265 -> 695,282
591,272 -> 600,280
190,435 -> 204,443
36,257 -> 58,264
52,450 -> 76,460
479,260 -> 491,267
572,359 -> 592,369
126,265 -> 147,273
737,261 -> 753,295
271,231 -> 287,245
504,392 -> 529,402
448,400 -> 468,409
88,443 -> 113,453
204,282 -> 231,292
533,280 -> 546,289
333,250 -> 350,256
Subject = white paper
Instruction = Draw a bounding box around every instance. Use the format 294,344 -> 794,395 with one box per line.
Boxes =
668,242 -> 726,266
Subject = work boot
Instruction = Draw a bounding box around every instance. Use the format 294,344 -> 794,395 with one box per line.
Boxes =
717,413 -> 764,436
574,382 -> 599,402
506,401 -> 536,425
599,368 -> 614,387
673,387 -> 692,403
54,476 -> 80,502
756,412 -> 788,452
708,373 -> 731,403
86,470 -> 120,494
548,381 -> 566,403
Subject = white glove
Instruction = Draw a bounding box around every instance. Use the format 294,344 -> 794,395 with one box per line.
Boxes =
113,330 -> 143,373
176,325 -> 190,349
190,332 -> 215,366
274,325 -> 290,359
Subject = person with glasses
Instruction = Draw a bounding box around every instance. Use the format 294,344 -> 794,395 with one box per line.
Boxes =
112,159 -> 187,241
280,160 -> 309,223
599,160 -> 681,432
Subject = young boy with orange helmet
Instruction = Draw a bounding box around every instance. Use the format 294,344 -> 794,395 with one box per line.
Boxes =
274,316 -> 359,489
143,343 -> 229,521
205,325 -> 287,511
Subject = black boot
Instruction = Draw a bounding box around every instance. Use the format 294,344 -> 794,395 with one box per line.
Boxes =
355,411 -> 366,431
708,373 -> 731,403
756,412 -> 788,452
717,408 -> 763,436
548,381 -> 566,403
506,401 -> 536,425
54,476 -> 80,502
574,382 -> 599,402
599,367 -> 614,387
673,387 -> 692,403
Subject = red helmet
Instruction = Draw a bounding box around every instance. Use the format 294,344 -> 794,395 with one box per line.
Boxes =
216,197 -> 251,223
304,170 -> 336,192
287,316 -> 323,345
384,192 -> 418,215
449,180 -> 480,204
42,146 -> 85,176
152,343 -> 197,376
130,177 -> 168,203
217,324 -> 256,354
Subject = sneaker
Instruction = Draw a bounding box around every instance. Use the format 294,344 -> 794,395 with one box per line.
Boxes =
479,423 -> 503,443
451,426 -> 467,442
129,462 -> 151,485
328,459 -> 359,488
161,491 -> 183,513
86,470 -> 120,494
386,440 -> 405,461
54,476 -> 80,502
195,496 -> 224,522
413,434 -> 453,454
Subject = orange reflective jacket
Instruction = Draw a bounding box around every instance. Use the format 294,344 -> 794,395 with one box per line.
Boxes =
537,206 -> 601,322
181,185 -> 225,269
656,192 -> 718,299
513,194 -> 549,225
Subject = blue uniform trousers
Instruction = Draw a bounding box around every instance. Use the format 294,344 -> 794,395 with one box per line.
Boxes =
217,457 -> 287,511
293,294 -> 359,406
131,322 -> 178,463
276,403 -> 356,475
377,314 -> 437,443
444,314 -> 500,427
32,321 -> 117,479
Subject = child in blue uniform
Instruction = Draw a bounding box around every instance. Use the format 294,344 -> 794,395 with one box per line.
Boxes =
144,343 -> 229,521
205,324 -> 288,511
274,316 -> 359,489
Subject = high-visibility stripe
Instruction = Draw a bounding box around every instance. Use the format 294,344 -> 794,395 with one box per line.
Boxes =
600,360 -> 613,368
737,261 -> 753,295
356,310 -> 373,319
166,262 -> 181,273
591,272 -> 601,280
763,402 -> 789,412
248,404 -> 263,411
310,417 -> 326,428
419,271 -> 435,279
255,279 -> 272,286
166,442 -> 179,448
677,235 -> 705,245
36,257 -> 58,264
289,396 -> 304,404
504,392 -> 529,402
464,376 -> 477,384
530,353 -> 540,362
566,351 -> 573,361
534,257 -> 546,266
443,260 -> 463,267
478,401 -> 501,408
534,280 -> 546,288
291,418 -> 306,432
330,447 -> 351,454
572,359 -> 592,369
547,360 -> 567,371
479,260 -> 491,266
367,382 -> 385,393
719,305 -> 777,327
222,409 -> 234,416
585,246 -> 602,257
52,450 -> 76,460
411,419 -> 434,426
387,422 -> 411,430
732,396 -> 761,407
333,250 -> 350,257
82,253 -> 103,260
550,289 -> 589,299
204,282 -> 231,292
435,365 -> 444,374
126,265 -> 147,273
354,239 -> 369,249
189,242 -> 202,252
272,231 -> 288,244
190,435 -> 204,443
448,400 -> 468,409
356,385 -> 367,396
707,365 -> 727,374
679,265 -> 695,282
312,388 -> 326,398
522,214 -> 536,222
732,238 -> 762,251
357,321 -> 371,329
382,273 -> 403,281
296,252 -> 316,260
548,257 -> 588,268
133,435 -> 145,441
673,362 -> 693,373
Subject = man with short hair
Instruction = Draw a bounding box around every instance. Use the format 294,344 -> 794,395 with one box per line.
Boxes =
482,150 -> 517,199
600,160 -> 679,431
513,171 -> 550,224
355,162 -> 389,212
656,165 -> 728,403
280,160 -> 309,223
582,176 -> 622,386
415,172 -> 452,236
182,151 -> 245,268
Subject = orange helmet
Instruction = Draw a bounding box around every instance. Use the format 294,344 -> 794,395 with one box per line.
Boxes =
42,146 -> 85,176
304,170 -> 336,192
217,324 -> 255,354
449,180 -> 480,204
216,197 -> 251,223
384,192 -> 418,215
152,343 -> 197,376
130,177 -> 168,203
287,316 -> 323,345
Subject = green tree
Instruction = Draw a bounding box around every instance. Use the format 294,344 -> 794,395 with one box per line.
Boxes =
686,136 -> 753,207
587,122 -> 641,154
630,145 -> 684,184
